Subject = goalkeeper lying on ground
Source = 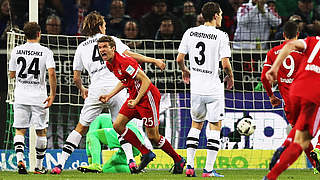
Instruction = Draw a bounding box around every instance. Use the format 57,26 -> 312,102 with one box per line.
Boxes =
77,113 -> 144,173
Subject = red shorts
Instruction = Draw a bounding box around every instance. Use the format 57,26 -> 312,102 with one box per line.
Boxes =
289,95 -> 320,137
119,88 -> 160,128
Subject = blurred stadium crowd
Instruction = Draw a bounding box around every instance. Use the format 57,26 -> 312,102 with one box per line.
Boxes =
1,0 -> 320,43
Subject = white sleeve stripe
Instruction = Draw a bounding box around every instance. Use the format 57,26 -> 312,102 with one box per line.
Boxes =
264,64 -> 272,67
307,39 -> 320,63
132,68 -> 139,79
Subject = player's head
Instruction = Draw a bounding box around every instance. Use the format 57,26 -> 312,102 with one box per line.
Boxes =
97,36 -> 116,62
201,2 -> 222,27
23,22 -> 41,41
283,21 -> 299,40
81,11 -> 106,36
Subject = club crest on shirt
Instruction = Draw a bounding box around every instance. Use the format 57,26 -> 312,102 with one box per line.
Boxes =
118,70 -> 122,75
126,65 -> 135,76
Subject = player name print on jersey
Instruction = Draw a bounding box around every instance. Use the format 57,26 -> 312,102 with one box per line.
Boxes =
190,31 -> 217,40
16,49 -> 43,56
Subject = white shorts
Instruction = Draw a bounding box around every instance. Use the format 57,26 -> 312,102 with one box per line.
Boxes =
13,103 -> 49,130
79,87 -> 127,126
191,94 -> 225,123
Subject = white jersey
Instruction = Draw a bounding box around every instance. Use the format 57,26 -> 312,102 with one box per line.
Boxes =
73,33 -> 129,90
178,25 -> 231,97
9,42 -> 55,105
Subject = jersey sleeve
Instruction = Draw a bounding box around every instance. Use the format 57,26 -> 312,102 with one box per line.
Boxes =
46,49 -> 56,69
73,46 -> 84,71
178,29 -> 190,54
123,59 -> 139,79
8,48 -> 17,71
261,52 -> 273,97
112,36 -> 129,54
219,32 -> 231,58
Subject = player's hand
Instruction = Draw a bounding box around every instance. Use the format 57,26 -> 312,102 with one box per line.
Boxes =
127,99 -> 137,108
81,87 -> 88,99
224,75 -> 234,90
43,95 -> 55,108
154,59 -> 166,70
269,95 -> 281,107
99,94 -> 111,103
266,68 -> 278,85
182,69 -> 190,84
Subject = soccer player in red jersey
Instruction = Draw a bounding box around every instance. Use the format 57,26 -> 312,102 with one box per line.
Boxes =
97,35 -> 186,173
261,21 -> 316,172
264,35 -> 320,180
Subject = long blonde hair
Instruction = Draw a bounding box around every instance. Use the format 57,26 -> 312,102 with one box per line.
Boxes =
81,11 -> 105,36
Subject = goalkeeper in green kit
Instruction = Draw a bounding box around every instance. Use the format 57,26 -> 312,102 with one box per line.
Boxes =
77,113 -> 144,173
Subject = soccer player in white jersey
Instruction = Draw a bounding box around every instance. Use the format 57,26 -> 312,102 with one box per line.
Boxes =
176,2 -> 234,177
51,11 -> 166,174
9,22 -> 57,174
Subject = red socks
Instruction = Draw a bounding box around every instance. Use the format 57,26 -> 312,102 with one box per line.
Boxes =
282,127 -> 295,147
157,136 -> 181,163
122,127 -> 150,154
267,142 -> 303,180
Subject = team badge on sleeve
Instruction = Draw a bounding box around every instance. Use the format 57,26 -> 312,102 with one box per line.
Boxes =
126,65 -> 135,76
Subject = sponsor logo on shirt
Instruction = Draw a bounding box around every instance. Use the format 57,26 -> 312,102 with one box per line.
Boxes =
280,77 -> 294,83
126,65 -> 135,76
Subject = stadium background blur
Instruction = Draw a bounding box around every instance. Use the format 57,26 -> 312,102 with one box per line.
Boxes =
1,0 -> 320,172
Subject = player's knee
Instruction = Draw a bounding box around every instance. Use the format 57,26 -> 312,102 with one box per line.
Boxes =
113,122 -> 124,134
147,133 -> 160,144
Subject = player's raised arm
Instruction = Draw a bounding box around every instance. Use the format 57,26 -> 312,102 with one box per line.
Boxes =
127,69 -> 151,108
124,50 -> 166,70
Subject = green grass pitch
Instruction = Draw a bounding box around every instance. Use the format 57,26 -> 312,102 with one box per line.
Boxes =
0,169 -> 316,180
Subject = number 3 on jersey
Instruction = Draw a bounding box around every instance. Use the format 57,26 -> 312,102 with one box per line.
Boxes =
92,45 -> 104,65
195,42 -> 205,65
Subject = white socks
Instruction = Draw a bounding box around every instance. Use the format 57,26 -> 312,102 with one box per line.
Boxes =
14,135 -> 25,163
35,136 -> 47,169
60,130 -> 82,168
186,128 -> 201,168
204,130 -> 220,172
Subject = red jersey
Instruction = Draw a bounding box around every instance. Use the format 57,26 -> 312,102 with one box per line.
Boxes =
261,41 -> 304,105
290,36 -> 320,105
106,52 -> 155,100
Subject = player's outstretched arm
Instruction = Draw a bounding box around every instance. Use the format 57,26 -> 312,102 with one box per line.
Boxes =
74,70 -> 88,99
266,40 -> 304,83
124,50 -> 166,70
127,69 -> 151,108
222,57 -> 234,90
44,68 -> 57,108
99,82 -> 125,103
176,53 -> 190,84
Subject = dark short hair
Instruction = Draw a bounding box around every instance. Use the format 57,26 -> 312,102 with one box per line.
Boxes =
283,21 -> 299,39
23,22 -> 41,40
97,35 -> 116,48
201,2 -> 221,22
